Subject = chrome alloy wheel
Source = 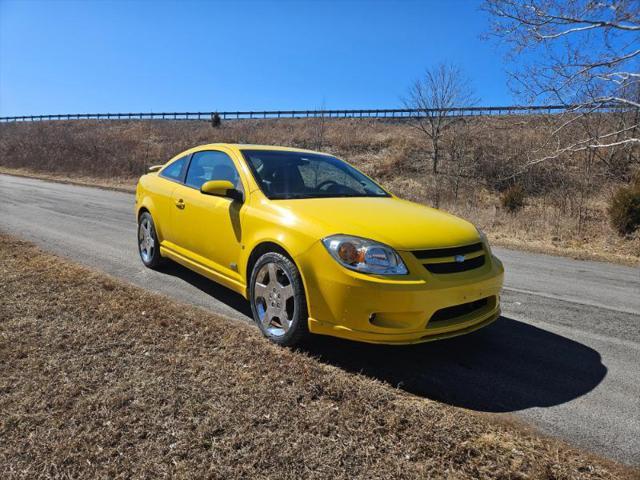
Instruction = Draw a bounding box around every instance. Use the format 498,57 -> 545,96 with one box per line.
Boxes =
253,262 -> 295,337
138,216 -> 155,263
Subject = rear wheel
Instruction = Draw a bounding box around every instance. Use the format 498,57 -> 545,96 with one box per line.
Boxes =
138,211 -> 163,269
249,252 -> 309,346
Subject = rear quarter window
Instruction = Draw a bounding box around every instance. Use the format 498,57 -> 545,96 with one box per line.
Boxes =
160,156 -> 188,181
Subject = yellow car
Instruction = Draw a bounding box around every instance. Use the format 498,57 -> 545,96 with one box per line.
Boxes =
136,144 -> 504,346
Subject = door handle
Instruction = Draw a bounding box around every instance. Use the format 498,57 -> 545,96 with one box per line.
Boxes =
175,199 -> 185,210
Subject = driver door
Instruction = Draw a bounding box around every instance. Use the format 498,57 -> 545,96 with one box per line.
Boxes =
170,150 -> 245,284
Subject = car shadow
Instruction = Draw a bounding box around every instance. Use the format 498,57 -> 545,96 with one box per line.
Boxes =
160,261 -> 253,317
300,316 -> 607,413
153,262 -> 607,413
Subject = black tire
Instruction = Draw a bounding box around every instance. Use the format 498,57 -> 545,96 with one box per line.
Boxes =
249,252 -> 309,346
137,211 -> 164,269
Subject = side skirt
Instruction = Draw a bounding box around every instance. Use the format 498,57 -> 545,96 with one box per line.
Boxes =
160,244 -> 248,298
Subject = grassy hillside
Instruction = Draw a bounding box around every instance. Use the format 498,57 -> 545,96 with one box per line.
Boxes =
1,118 -> 638,263
0,234 -> 634,479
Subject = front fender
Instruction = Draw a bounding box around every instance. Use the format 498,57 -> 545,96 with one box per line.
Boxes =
240,224 -> 317,274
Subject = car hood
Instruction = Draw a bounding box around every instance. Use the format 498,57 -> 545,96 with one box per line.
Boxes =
275,196 -> 480,251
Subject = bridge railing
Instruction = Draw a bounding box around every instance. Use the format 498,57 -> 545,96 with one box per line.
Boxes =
0,104 -> 627,123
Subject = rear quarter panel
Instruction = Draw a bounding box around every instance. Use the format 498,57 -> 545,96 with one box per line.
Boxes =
135,173 -> 177,242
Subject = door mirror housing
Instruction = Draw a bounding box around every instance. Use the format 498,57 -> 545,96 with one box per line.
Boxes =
200,180 -> 243,201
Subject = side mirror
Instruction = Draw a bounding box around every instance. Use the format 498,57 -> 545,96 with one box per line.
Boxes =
148,165 -> 163,172
200,180 -> 243,201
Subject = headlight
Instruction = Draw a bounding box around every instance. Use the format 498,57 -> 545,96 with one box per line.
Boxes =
322,235 -> 408,275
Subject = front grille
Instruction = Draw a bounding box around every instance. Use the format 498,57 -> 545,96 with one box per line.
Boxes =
424,255 -> 485,274
430,297 -> 489,323
413,242 -> 483,259
412,242 -> 486,274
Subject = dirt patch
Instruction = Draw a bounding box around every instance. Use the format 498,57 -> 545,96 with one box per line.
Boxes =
0,234 -> 634,478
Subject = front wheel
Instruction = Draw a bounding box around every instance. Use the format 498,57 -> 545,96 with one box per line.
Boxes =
249,252 -> 309,346
138,211 -> 164,269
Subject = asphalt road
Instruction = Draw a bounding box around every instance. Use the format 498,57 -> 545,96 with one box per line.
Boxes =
1,173 -> 639,465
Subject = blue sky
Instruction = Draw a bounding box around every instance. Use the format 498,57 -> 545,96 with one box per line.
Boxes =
0,0 -> 513,116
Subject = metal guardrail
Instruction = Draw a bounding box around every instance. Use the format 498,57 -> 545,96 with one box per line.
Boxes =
0,104 -> 627,123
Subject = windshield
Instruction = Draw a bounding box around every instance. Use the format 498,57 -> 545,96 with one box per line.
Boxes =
241,150 -> 389,200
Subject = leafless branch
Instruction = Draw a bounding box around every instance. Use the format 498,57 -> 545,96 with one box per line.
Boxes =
484,0 -> 639,177
500,122 -> 640,181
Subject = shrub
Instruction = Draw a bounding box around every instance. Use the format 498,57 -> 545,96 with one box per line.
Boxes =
501,184 -> 526,213
608,176 -> 640,236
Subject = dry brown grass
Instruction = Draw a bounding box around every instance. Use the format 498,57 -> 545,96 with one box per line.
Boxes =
1,118 -> 639,264
0,234 -> 635,479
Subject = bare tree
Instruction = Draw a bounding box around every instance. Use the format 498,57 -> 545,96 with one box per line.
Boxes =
404,63 -> 478,177
483,0 -> 640,175
312,99 -> 328,151
445,122 -> 475,202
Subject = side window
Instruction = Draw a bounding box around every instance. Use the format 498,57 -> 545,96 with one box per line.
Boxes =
185,151 -> 242,191
160,156 -> 188,181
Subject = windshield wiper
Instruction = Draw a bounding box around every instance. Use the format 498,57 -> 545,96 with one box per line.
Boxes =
270,193 -> 386,200
269,193 -> 319,200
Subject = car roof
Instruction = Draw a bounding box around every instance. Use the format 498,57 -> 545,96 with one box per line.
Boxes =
191,143 -> 327,156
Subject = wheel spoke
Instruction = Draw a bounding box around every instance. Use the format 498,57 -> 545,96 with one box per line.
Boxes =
257,265 -> 269,285
279,283 -> 294,301
267,263 -> 277,285
253,281 -> 268,299
279,315 -> 290,332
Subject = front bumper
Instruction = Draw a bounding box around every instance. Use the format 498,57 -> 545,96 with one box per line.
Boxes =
296,241 -> 504,345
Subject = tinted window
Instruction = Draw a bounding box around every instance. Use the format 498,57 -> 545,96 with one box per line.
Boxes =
242,150 -> 388,200
185,150 -> 242,190
160,156 -> 188,181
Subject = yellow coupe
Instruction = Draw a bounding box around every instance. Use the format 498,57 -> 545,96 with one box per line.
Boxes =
136,144 -> 504,346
